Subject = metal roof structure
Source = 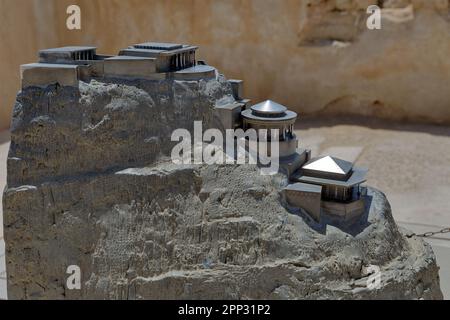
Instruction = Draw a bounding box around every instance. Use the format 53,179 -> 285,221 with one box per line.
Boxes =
39,46 -> 97,53
39,46 -> 98,63
124,42 -> 198,56
251,100 -> 287,116
284,182 -> 322,194
303,156 -> 353,176
241,100 -> 297,122
293,167 -> 368,188
133,42 -> 183,51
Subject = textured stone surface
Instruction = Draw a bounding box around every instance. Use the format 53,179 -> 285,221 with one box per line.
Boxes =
7,78 -> 231,187
3,78 -> 443,299
4,0 -> 450,129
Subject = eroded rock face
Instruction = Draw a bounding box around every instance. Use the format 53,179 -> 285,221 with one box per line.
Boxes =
3,79 -> 443,299
7,78 -> 231,187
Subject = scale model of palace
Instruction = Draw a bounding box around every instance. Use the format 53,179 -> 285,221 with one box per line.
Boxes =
20,41 -> 368,224
217,99 -> 368,223
20,42 -> 217,87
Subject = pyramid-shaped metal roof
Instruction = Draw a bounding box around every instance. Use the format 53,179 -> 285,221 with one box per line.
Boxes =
302,156 -> 353,176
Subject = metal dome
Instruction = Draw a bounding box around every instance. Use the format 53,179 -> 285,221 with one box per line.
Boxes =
241,100 -> 297,122
251,100 -> 287,116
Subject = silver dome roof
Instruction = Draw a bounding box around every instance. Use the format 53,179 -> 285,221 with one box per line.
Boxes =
251,100 -> 287,115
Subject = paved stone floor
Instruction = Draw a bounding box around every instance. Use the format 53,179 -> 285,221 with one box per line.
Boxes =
0,117 -> 449,299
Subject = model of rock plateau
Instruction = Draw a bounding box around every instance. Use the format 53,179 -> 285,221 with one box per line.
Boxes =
3,75 -> 443,299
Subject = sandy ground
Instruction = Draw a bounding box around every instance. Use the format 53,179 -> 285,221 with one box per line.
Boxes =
0,117 -> 449,299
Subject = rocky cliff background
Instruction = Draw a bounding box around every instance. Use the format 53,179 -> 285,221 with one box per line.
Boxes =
2,0 -> 450,130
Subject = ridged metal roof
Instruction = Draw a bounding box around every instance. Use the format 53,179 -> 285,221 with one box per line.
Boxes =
133,42 -> 183,51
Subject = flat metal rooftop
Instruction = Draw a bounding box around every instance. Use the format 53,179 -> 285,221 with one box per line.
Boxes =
174,65 -> 215,73
39,46 -> 97,53
133,42 -> 184,51
105,56 -> 153,60
21,63 -> 80,69
241,109 -> 297,122
284,182 -> 322,194
293,167 -> 368,188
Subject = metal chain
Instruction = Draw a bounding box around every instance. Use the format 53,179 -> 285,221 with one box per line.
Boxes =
407,227 -> 450,238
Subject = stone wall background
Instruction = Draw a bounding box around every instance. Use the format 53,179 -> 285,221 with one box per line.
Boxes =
1,0 -> 450,130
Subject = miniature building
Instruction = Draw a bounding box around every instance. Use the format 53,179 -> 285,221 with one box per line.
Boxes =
19,42 -> 370,225
284,156 -> 368,222
39,46 -> 100,64
20,42 -> 216,88
295,156 -> 367,203
321,198 -> 366,221
228,79 -> 251,110
22,46 -> 104,87
214,99 -> 309,175
21,63 -> 81,88
119,42 -> 198,72
241,100 -> 298,158
228,79 -> 244,100
103,56 -> 160,79
172,64 -> 217,81
214,79 -> 251,131
214,101 -> 245,130
215,97 -> 368,223
284,183 -> 322,222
